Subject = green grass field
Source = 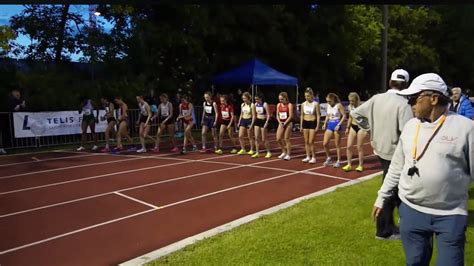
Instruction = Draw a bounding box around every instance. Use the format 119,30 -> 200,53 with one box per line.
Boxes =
149,176 -> 474,265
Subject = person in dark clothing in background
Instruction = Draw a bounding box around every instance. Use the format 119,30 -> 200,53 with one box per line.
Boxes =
9,89 -> 26,112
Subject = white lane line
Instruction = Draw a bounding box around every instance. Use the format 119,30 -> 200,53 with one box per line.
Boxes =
0,208 -> 157,256
0,164 -> 380,256
114,192 -> 160,210
119,171 -> 383,265
0,143 -> 371,218
0,153 -> 98,168
0,157 -> 145,180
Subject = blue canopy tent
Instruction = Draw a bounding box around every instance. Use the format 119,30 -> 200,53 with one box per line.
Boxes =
212,59 -> 300,104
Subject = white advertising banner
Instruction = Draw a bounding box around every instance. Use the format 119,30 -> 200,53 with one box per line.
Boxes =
13,111 -> 109,138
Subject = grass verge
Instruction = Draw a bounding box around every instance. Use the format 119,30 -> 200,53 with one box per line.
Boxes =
148,176 -> 474,265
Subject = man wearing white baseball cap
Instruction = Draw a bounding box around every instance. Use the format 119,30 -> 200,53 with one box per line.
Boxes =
372,73 -> 474,265
351,69 -> 413,240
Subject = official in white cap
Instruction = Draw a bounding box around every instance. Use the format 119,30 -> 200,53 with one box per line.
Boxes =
351,69 -> 414,240
372,73 -> 474,265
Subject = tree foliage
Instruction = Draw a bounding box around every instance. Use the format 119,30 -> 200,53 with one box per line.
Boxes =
1,4 -> 472,111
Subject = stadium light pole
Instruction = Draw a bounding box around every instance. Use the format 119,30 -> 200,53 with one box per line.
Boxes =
381,5 -> 388,91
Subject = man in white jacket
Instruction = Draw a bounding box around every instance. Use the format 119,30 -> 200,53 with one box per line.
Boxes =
372,73 -> 474,266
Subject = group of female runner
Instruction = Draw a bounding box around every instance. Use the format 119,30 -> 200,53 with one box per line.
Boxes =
77,88 -> 368,171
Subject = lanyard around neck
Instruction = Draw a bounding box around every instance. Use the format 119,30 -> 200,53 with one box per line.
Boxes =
411,115 -> 446,162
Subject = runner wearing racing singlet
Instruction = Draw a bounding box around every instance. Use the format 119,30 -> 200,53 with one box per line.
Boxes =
276,92 -> 294,161
77,98 -> 99,152
215,94 -> 238,155
237,92 -> 255,155
177,94 -> 197,154
252,92 -> 272,159
342,92 -> 368,172
136,95 -> 152,153
113,96 -> 134,151
322,93 -> 346,168
99,97 -> 116,152
152,93 -> 178,153
300,88 -> 321,164
201,91 -> 219,152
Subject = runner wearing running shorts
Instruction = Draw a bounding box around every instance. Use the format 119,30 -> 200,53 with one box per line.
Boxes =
136,95 -> 152,153
300,87 -> 321,164
276,92 -> 294,161
322,93 -> 346,168
201,91 -> 219,152
152,93 -> 178,153
215,94 -> 238,154
342,92 -> 368,172
100,97 -> 116,152
237,92 -> 255,155
252,92 -> 272,159
77,98 -> 99,151
113,96 -> 134,151
177,94 -> 197,154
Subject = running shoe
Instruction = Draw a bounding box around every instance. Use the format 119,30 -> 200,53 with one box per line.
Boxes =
215,149 -> 224,155
230,148 -> 238,154
323,157 -> 332,167
333,161 -> 341,168
151,147 -> 160,153
200,148 -> 208,153
265,152 -> 272,159
355,165 -> 364,172
302,157 -> 310,163
137,148 -> 147,153
170,147 -> 179,152
192,146 -> 198,152
77,146 -> 86,151
247,150 -> 255,155
283,155 -> 291,161
128,146 -> 137,152
100,147 -> 110,153
251,153 -> 259,159
342,164 -> 352,172
180,149 -> 187,154
309,158 -> 316,164
91,145 -> 98,151
278,152 -> 287,159
0,148 -> 7,155
237,149 -> 246,155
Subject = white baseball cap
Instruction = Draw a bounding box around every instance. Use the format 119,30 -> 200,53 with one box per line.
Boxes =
397,73 -> 448,97
390,69 -> 409,83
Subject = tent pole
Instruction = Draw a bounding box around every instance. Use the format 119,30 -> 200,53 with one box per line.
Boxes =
251,84 -> 254,103
296,84 -> 299,106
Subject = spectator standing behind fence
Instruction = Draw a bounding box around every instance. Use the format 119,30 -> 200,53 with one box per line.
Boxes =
9,89 -> 26,112
351,69 -> 413,240
373,73 -> 474,265
450,87 -> 473,119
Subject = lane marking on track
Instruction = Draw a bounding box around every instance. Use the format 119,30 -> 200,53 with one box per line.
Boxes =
0,153 -> 98,168
119,171 -> 383,265
114,192 -> 160,210
0,166 -> 381,256
0,143 -> 372,218
0,157 -> 146,180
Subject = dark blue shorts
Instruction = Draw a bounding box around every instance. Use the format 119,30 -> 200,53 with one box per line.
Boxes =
239,118 -> 252,128
203,116 -> 216,129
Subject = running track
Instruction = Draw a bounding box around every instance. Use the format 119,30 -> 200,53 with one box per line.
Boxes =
0,133 -> 382,265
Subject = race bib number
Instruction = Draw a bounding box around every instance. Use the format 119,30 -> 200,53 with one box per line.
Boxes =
278,112 -> 288,120
242,106 -> 251,115
84,109 -> 92,115
204,106 -> 213,114
303,105 -> 314,115
161,106 -> 169,117
256,106 -> 264,114
222,111 -> 230,119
